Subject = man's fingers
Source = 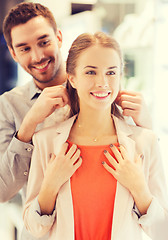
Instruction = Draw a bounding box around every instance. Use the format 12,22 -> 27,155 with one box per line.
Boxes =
121,101 -> 139,111
51,97 -> 66,108
122,109 -> 138,117
120,94 -> 142,104
42,86 -> 69,104
119,90 -> 141,97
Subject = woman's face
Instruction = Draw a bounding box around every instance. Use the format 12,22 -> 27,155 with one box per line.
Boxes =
69,45 -> 121,112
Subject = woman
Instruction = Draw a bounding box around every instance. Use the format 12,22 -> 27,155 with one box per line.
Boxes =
23,32 -> 168,240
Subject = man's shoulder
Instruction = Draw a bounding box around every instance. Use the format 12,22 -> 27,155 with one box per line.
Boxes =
1,81 -> 32,99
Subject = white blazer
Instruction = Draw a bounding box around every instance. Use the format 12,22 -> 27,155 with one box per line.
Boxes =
23,115 -> 168,240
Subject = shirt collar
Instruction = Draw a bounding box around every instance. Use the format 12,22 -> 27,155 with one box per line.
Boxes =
29,80 -> 67,100
29,80 -> 42,100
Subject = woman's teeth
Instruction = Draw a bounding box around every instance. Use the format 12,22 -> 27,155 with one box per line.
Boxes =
92,92 -> 109,97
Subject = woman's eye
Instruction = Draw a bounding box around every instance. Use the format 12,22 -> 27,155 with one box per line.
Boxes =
107,71 -> 115,75
86,71 -> 96,75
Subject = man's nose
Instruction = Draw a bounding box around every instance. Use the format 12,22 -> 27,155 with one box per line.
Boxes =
31,48 -> 44,63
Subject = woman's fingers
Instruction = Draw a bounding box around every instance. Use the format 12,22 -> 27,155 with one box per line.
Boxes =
60,142 -> 69,154
104,150 -> 118,169
102,161 -> 117,178
49,153 -> 56,161
119,145 -> 130,161
71,148 -> 81,164
135,153 -> 144,167
110,144 -> 123,163
49,142 -> 81,166
66,144 -> 78,159
74,157 -> 82,171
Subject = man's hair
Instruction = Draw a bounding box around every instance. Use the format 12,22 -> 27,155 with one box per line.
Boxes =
3,2 -> 57,49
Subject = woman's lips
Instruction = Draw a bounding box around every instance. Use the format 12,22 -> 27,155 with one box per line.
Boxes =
90,91 -> 111,98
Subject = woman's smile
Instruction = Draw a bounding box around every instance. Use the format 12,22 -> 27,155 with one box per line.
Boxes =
90,91 -> 111,99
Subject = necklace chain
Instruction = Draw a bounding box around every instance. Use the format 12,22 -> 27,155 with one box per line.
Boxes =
78,123 -> 107,142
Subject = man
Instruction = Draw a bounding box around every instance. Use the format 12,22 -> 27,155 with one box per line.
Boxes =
0,2 -> 152,239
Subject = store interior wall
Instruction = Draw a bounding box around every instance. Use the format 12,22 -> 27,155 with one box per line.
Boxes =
0,1 -> 167,240
0,0 -> 23,94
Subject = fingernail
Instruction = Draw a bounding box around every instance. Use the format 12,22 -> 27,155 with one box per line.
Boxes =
104,150 -> 107,153
140,154 -> 144,160
102,161 -> 105,165
110,144 -> 113,148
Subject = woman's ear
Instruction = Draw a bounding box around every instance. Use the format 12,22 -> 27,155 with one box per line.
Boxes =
68,74 -> 76,89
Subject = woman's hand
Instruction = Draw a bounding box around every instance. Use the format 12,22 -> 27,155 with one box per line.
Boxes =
38,142 -> 82,215
102,144 -> 152,215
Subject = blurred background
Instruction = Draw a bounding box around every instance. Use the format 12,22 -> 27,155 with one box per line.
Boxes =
0,0 -> 168,239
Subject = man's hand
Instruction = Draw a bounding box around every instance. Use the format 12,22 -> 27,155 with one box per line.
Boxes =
116,90 -> 152,129
17,85 -> 69,142
28,86 -> 69,125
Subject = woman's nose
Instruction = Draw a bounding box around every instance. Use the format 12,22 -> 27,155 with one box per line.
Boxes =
95,75 -> 108,88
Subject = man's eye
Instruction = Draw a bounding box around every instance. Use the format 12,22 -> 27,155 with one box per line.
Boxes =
107,71 -> 115,75
86,71 -> 96,75
40,40 -> 50,47
20,47 -> 30,52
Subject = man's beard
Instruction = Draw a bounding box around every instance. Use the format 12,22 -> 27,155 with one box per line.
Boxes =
32,70 -> 58,84
30,57 -> 61,84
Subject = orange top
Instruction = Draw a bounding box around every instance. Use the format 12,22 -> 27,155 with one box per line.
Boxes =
67,141 -> 118,240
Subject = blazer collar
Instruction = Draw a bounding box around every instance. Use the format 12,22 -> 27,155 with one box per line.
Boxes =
55,115 -> 77,134
55,114 -> 133,137
113,115 -> 133,137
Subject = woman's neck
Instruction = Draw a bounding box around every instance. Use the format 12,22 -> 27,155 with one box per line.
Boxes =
69,109 -> 117,145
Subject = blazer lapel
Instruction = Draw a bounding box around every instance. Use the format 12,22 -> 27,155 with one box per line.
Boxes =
52,115 -> 77,239
111,116 -> 136,239
53,115 -> 77,154
55,180 -> 75,239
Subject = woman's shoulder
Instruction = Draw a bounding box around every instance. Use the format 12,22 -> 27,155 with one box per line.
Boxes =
116,115 -> 158,143
33,115 -> 77,142
129,123 -> 159,145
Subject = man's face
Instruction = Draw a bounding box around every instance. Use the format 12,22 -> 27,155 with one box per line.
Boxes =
9,16 -> 62,87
